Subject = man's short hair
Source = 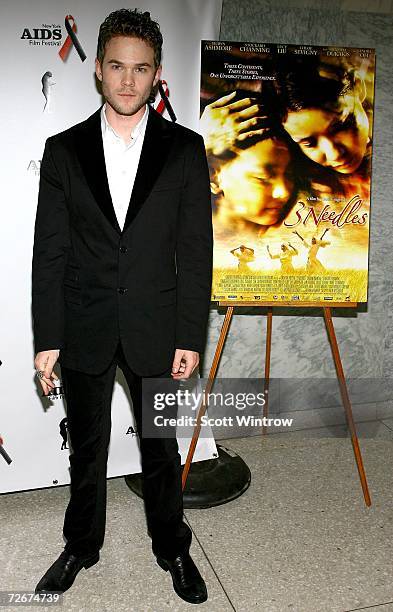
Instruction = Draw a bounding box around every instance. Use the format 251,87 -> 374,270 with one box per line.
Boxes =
97,8 -> 163,67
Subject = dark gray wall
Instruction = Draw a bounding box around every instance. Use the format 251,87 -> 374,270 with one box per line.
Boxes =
202,0 -> 393,430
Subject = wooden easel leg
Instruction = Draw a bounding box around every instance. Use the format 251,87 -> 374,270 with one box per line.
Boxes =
262,307 -> 273,435
323,307 -> 371,507
181,306 -> 235,490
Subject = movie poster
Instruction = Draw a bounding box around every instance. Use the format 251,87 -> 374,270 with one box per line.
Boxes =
200,41 -> 375,303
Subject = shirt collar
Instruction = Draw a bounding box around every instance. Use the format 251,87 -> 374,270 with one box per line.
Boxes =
101,103 -> 149,147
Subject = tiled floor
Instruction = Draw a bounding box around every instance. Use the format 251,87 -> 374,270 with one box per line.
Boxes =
2,422 -> 393,611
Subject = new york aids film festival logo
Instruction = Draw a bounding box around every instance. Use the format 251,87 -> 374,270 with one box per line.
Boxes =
21,15 -> 86,62
23,14 -> 87,164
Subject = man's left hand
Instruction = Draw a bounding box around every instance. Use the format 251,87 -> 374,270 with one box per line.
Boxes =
171,349 -> 199,379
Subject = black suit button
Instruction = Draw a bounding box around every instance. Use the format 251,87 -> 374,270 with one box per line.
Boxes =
118,287 -> 128,294
120,246 -> 128,253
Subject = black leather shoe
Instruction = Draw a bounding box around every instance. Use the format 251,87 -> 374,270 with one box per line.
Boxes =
156,552 -> 208,604
35,549 -> 99,593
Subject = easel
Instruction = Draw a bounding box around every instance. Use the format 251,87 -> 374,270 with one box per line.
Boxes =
182,301 -> 371,507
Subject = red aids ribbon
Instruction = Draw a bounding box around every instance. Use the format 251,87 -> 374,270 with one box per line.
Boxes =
156,80 -> 169,115
59,15 -> 86,62
157,80 -> 177,122
0,436 -> 12,464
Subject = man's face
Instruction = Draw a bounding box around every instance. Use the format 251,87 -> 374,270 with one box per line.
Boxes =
95,35 -> 161,117
283,98 -> 369,174
217,138 -> 294,226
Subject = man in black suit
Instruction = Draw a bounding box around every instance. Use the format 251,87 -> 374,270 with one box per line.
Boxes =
32,9 -> 212,605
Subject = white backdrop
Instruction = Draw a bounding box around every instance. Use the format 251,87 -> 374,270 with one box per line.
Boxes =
0,0 -> 222,494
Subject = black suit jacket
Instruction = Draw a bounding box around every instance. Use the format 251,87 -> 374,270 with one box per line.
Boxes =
32,106 -> 213,375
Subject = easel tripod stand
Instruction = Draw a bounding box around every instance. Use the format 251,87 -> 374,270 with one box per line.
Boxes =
181,301 -> 371,507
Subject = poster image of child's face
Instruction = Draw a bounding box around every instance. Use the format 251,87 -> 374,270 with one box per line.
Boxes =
282,82 -> 369,174
214,137 -> 295,226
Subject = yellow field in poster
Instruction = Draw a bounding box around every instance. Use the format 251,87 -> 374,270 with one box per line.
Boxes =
200,41 -> 375,303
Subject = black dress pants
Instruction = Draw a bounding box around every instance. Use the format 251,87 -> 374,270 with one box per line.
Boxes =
60,341 -> 192,560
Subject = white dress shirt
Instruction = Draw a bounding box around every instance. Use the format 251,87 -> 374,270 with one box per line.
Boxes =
48,104 -> 149,357
101,102 -> 149,231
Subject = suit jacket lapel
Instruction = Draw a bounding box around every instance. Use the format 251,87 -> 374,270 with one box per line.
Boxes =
74,105 -> 175,235
74,107 -> 121,234
122,106 -> 176,233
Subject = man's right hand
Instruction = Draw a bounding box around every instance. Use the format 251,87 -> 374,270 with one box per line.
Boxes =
34,350 -> 59,396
